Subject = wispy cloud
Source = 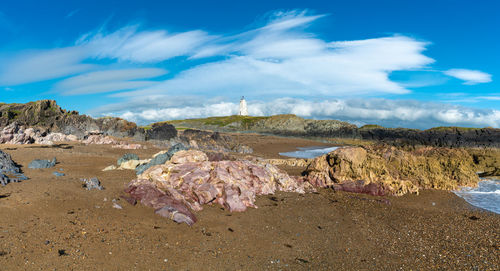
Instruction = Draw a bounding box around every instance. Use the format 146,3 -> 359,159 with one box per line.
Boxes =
79,25 -> 215,63
0,47 -> 93,85
444,68 -> 492,85
65,9 -> 80,19
53,68 -> 167,95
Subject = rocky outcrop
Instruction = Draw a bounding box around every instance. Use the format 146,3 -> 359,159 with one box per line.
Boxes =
359,126 -> 500,148
125,150 -> 314,225
179,129 -> 253,154
0,122 -> 77,145
167,115 -> 500,148
0,150 -> 27,186
0,100 -> 144,139
168,114 -> 359,138
304,145 -> 481,196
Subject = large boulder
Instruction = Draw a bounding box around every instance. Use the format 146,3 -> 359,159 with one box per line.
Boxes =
304,145 -> 480,196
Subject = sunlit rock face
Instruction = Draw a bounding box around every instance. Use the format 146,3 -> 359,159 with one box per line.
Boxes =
304,145 -> 481,196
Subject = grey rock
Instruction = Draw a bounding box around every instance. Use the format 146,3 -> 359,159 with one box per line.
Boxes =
80,177 -> 104,190
135,143 -> 187,175
145,123 -> 177,141
53,172 -> 65,177
28,158 -> 57,169
117,153 -> 139,166
167,143 -> 188,156
0,150 -> 28,186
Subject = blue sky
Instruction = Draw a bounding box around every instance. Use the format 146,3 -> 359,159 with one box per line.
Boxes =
0,0 -> 499,128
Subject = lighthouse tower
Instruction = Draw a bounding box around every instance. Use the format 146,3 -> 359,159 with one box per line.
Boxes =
239,96 -> 249,116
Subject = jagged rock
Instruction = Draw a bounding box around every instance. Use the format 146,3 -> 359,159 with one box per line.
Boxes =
81,177 -> 104,190
0,150 -> 27,186
304,145 -> 480,196
126,150 -> 314,225
28,158 -> 57,169
0,100 -> 144,140
145,123 -> 177,141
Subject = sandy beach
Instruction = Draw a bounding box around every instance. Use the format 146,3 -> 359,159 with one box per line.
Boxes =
0,134 -> 498,270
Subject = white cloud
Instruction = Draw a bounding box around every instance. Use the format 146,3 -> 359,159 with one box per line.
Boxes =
79,26 -> 214,63
0,47 -> 93,85
53,68 -> 167,95
73,11 -> 435,98
114,35 -> 433,98
93,96 -> 500,128
444,69 -> 492,85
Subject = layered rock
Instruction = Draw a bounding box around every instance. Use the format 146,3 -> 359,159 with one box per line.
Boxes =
304,145 -> 480,196
125,150 -> 314,225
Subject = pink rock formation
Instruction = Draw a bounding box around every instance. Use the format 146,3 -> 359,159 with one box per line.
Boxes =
82,135 -> 142,149
125,150 -> 315,225
0,122 -> 78,145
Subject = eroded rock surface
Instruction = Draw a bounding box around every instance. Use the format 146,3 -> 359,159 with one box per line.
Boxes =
125,150 -> 314,225
304,145 -> 480,196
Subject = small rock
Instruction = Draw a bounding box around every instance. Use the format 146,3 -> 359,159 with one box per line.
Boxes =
102,165 -> 117,171
80,177 -> 104,190
112,203 -> 123,209
53,172 -> 65,177
28,158 -> 57,169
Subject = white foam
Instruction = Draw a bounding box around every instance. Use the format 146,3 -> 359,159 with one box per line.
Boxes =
279,146 -> 339,159
454,179 -> 500,214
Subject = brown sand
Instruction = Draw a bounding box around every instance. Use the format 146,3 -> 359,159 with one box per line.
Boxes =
0,135 -> 498,270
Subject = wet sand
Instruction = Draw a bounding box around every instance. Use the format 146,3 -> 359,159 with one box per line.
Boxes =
0,135 -> 498,270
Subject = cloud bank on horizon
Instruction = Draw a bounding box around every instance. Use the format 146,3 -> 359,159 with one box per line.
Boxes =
0,9 -> 497,128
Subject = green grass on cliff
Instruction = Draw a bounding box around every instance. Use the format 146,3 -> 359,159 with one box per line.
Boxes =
163,115 -> 270,128
359,124 -> 384,130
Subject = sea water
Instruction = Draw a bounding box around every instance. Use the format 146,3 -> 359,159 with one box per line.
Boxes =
454,179 -> 500,214
279,146 -> 339,159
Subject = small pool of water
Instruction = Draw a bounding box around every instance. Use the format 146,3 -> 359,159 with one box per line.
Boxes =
453,179 -> 500,214
279,146 -> 339,159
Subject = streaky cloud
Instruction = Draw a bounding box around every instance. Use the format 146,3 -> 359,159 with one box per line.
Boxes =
444,69 -> 492,85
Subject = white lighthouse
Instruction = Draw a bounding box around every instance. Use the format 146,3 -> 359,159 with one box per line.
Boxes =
239,96 -> 249,116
